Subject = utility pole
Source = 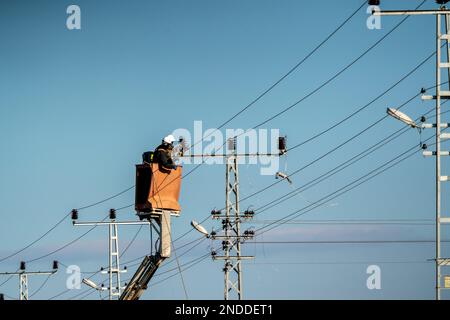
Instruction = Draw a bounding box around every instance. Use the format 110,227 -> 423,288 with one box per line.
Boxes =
0,261 -> 58,300
374,1 -> 450,300
72,209 -> 149,300
183,136 -> 286,299
214,139 -> 254,300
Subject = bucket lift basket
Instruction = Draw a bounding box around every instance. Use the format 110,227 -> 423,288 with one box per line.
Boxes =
135,163 -> 182,218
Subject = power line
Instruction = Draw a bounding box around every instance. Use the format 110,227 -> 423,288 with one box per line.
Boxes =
25,214 -> 109,264
14,1 -> 427,298
288,53 -> 442,152
252,112 -> 435,215
114,0 -> 427,223
76,186 -> 134,211
93,2 -> 432,251
67,108 -> 415,294
250,106 -> 450,222
0,185 -> 134,264
74,241 -> 209,300
232,90 -> 449,219
119,225 -> 143,259
250,0 -> 427,130
143,87 -> 433,268
101,93 -> 438,299
17,5 -> 368,298
194,0 -> 367,147
73,137 -> 435,299
222,90 -> 426,213
243,260 -> 432,265
28,274 -> 52,299
184,1 -> 430,207
129,237 -> 206,271
256,134 -> 442,237
150,253 -> 211,288
146,86 -> 438,273
0,213 -> 70,264
250,240 -> 450,244
61,236 -> 207,300
188,0 -> 427,166
145,56 -> 444,252
248,220 -> 434,225
0,273 -> 16,288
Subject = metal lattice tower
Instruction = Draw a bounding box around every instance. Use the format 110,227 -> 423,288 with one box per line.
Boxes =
73,214 -> 156,300
375,5 -> 450,300
223,153 -> 244,300
210,139 -> 258,300
0,261 -> 58,301
19,274 -> 28,301
74,206 -> 172,300
182,136 -> 284,299
108,221 -> 122,300
434,10 -> 450,301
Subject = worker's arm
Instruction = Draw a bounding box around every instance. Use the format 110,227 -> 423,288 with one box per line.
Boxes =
158,150 -> 177,170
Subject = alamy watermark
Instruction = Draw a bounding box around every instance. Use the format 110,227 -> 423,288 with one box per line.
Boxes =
66,264 -> 81,289
367,5 -> 381,30
366,265 -> 381,290
172,121 -> 281,176
66,5 -> 81,30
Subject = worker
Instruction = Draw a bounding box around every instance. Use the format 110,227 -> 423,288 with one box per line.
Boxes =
154,134 -> 178,170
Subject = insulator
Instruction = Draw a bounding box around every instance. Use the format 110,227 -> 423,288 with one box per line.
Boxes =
228,137 -> 237,151
20,261 -> 26,271
422,143 -> 428,150
211,209 -> 221,218
179,137 -> 185,156
368,0 -> 380,5
71,209 -> 78,220
278,136 -> 287,153
53,260 -> 59,270
109,208 -> 116,220
421,116 -> 426,123
244,209 -> 255,217
421,87 -> 426,94
244,230 -> 255,239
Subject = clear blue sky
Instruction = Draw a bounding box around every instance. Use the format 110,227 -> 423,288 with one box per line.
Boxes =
0,0 -> 447,300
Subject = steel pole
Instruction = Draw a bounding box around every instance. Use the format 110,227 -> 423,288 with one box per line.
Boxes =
234,156 -> 243,300
437,13 -> 442,301
109,223 -> 113,301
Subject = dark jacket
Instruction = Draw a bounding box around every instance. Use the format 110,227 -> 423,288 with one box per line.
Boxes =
154,143 -> 177,170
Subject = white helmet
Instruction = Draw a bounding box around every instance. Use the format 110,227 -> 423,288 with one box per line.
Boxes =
163,134 -> 176,144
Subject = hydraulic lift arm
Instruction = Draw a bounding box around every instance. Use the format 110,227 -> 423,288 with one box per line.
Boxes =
119,212 -> 171,300
119,254 -> 166,300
